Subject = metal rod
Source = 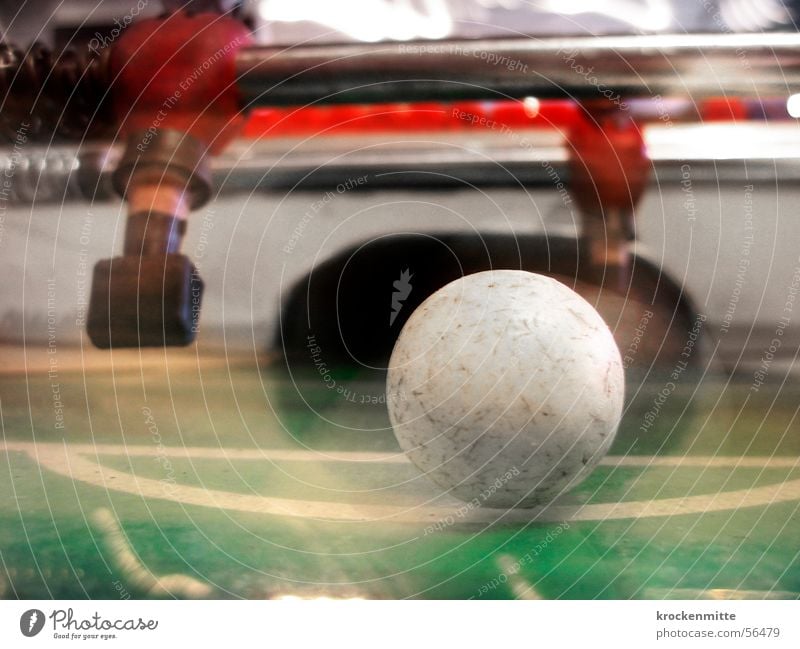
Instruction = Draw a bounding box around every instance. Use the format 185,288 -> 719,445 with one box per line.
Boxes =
8,124 -> 800,204
236,33 -> 800,106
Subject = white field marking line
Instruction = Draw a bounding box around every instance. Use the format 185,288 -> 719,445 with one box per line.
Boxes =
642,588 -> 800,600
0,442 -> 410,464
91,508 -> 213,598
495,554 -> 542,600
2,441 -> 800,468
3,441 -> 800,523
601,456 -> 800,468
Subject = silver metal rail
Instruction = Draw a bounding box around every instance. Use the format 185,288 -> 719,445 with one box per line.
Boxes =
236,33 -> 800,106
5,123 -> 800,203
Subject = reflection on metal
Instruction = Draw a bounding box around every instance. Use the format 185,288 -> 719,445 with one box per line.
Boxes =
236,33 -> 800,106
644,587 -> 800,599
255,0 -> 673,42
540,0 -> 673,31
719,0 -> 794,32
3,123 -> 800,204
258,0 -> 453,42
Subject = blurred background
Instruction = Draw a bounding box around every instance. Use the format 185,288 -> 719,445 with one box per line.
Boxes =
1,0 -> 799,377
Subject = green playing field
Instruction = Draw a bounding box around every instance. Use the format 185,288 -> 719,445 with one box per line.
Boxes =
1,349 -> 798,600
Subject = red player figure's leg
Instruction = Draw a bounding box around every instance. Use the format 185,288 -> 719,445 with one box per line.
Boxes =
87,10 -> 252,348
568,101 -> 649,294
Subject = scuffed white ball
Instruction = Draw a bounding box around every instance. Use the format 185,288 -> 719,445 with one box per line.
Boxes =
387,270 -> 624,508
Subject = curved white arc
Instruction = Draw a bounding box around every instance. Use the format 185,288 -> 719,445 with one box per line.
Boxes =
3,442 -> 800,524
